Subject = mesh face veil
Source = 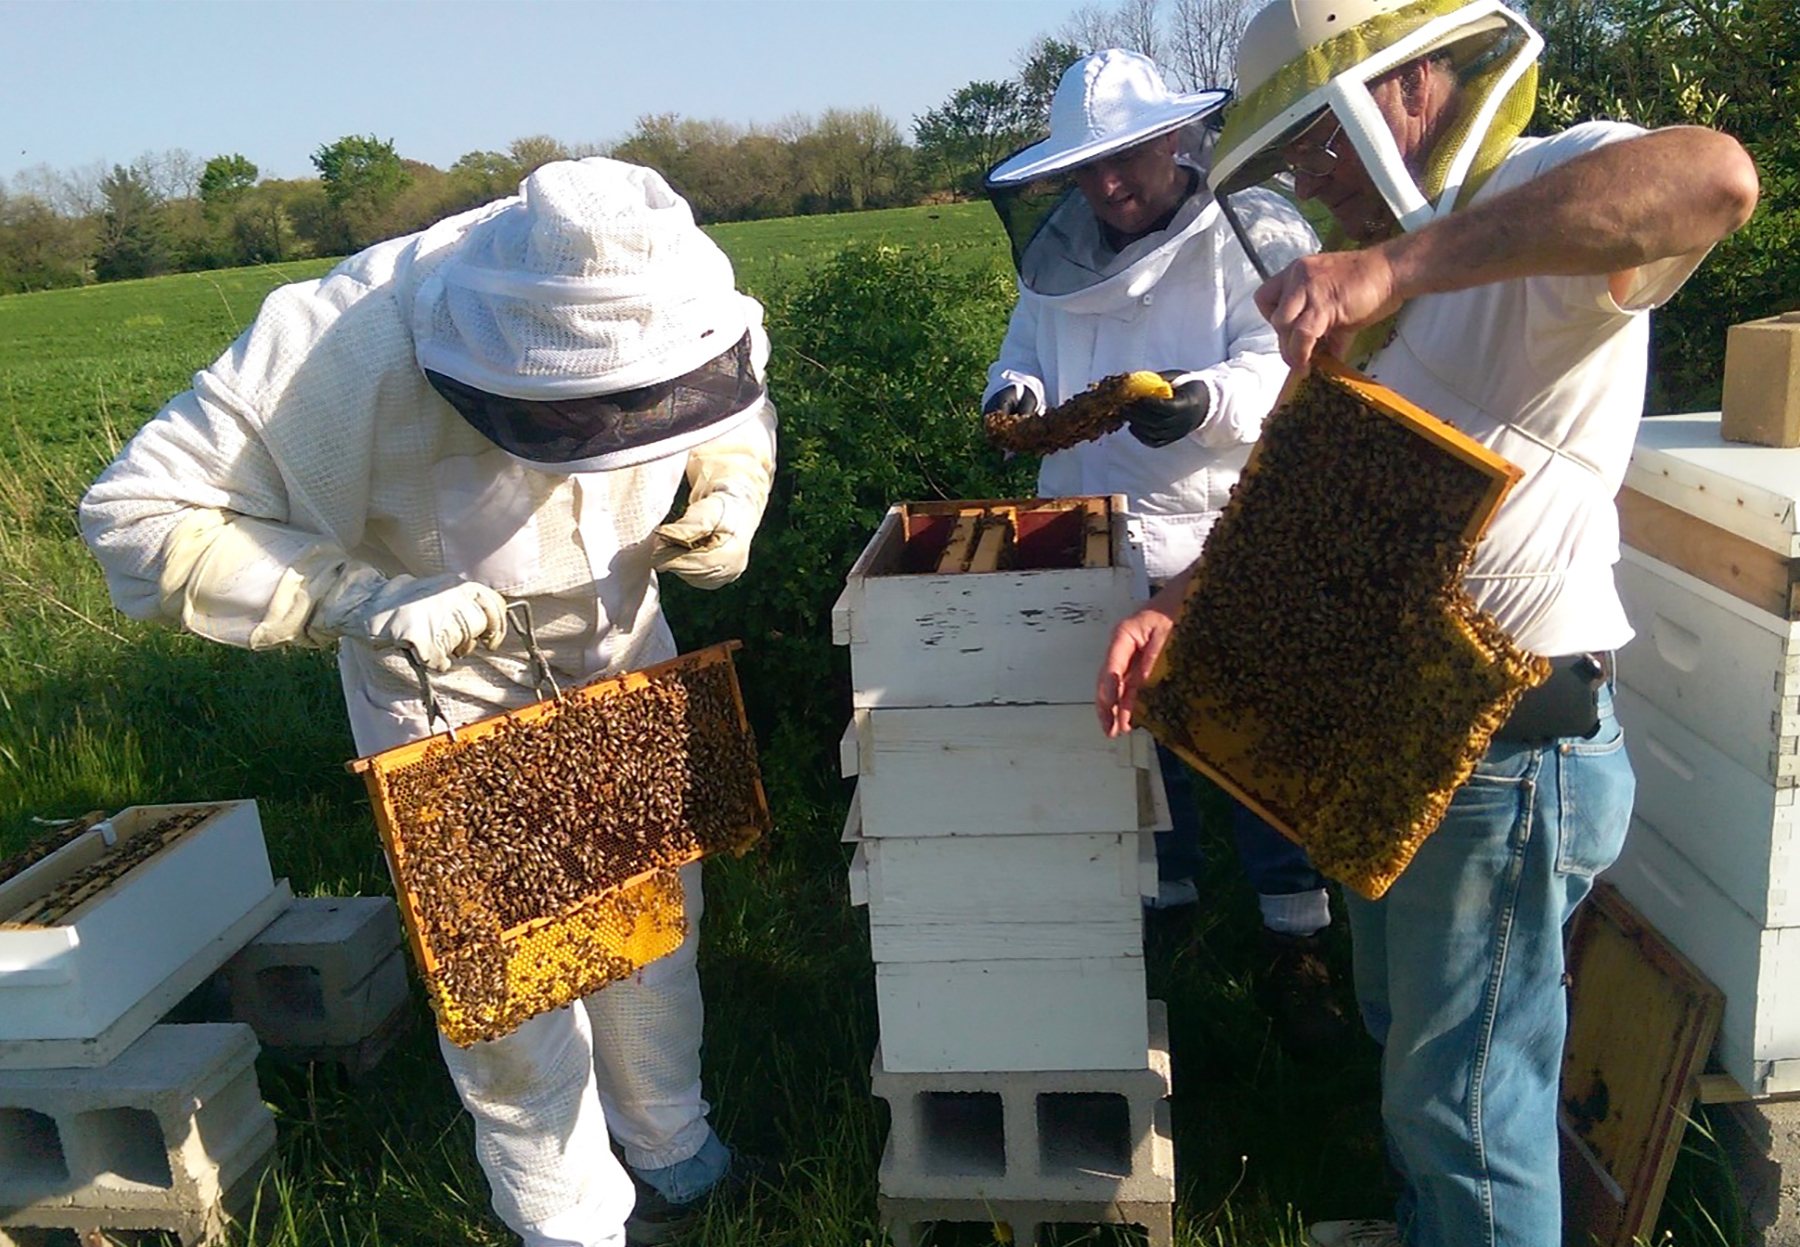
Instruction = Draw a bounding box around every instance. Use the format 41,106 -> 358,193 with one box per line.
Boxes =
413,157 -> 764,471
1209,0 -> 1542,269
985,49 -> 1231,297
425,331 -> 764,474
988,121 -> 1224,297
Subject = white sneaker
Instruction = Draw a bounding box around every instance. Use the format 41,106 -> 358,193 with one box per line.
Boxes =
1143,877 -> 1199,909
1308,1221 -> 1402,1247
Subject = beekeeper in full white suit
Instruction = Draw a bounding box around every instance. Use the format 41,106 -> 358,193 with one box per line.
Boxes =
79,157 -> 777,1247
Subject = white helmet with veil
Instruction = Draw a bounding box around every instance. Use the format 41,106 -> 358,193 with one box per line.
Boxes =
985,49 -> 1231,296
1209,0 -> 1542,269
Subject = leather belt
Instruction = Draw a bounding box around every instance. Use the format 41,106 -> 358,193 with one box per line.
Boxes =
1493,652 -> 1612,743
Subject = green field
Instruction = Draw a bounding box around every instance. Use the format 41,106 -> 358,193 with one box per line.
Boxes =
0,202 -> 1740,1247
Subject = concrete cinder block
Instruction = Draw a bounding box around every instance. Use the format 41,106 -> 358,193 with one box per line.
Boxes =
1723,312 -> 1800,449
217,896 -> 408,1052
878,1194 -> 1173,1247
1714,1098 -> 1800,1247
0,1023 -> 275,1245
872,1001 -> 1172,1205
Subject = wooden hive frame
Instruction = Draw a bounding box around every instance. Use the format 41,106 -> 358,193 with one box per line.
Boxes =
347,642 -> 770,1045
1136,355 -> 1546,899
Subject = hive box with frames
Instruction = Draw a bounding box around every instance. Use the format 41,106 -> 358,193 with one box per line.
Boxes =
0,800 -> 291,1067
348,642 -> 770,1048
832,495 -> 1148,710
1136,355 -> 1545,900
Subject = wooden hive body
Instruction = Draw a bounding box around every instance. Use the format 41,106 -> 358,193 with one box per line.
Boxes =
0,801 -> 289,1066
1605,412 -> 1800,1096
1135,356 -> 1539,900
348,643 -> 769,1047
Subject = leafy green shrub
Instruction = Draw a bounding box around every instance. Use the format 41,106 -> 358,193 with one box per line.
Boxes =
661,242 -> 1035,785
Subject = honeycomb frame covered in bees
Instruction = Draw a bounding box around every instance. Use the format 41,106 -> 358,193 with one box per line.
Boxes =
348,642 -> 769,1047
1135,355 -> 1549,900
984,371 -> 1175,455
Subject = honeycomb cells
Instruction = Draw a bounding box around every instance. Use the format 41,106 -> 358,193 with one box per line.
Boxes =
1136,369 -> 1549,899
375,656 -> 766,1045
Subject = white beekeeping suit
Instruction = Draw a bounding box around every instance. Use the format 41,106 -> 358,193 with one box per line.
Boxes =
982,49 -> 1318,584
79,158 -> 777,1247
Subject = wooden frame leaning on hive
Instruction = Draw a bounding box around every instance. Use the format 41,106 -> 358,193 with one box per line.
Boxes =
1135,355 -> 1549,900
348,642 -> 769,1046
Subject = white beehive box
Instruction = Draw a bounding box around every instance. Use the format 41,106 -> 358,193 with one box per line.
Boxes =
841,704 -> 1164,838
844,794 -> 1156,962
875,956 -> 1150,1073
0,801 -> 291,1067
1616,548 -> 1798,787
1617,685 -> 1798,928
832,496 -> 1147,708
1604,817 -> 1800,1097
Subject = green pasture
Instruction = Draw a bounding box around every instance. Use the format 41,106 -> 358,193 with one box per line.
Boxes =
0,202 -> 1740,1247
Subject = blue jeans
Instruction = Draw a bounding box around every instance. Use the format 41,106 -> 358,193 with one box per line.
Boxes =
1343,684 -> 1634,1247
1155,743 -> 1324,897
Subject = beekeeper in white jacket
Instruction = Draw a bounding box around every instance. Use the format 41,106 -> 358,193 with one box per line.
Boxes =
79,157 -> 776,1247
981,50 -> 1351,1058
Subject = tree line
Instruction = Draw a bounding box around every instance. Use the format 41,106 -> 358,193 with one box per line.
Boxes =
2,0 -> 1794,396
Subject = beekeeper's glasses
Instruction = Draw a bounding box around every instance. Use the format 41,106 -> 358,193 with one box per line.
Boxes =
1281,118 -> 1346,179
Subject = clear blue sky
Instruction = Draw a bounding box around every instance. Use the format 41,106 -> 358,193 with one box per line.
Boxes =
1,0 -> 1094,186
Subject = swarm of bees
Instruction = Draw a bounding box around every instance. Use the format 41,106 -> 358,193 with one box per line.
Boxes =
1136,363 -> 1549,899
984,371 -> 1174,455
365,651 -> 768,1046
3,808 -> 211,925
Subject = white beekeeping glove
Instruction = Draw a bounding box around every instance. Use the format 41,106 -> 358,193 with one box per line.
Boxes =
312,570 -> 508,673
650,401 -> 776,590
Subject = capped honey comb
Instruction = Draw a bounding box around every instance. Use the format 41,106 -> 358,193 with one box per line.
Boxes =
349,644 -> 769,1046
1135,357 -> 1549,900
984,370 -> 1173,455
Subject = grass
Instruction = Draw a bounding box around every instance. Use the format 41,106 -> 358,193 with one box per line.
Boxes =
0,201 -> 1743,1247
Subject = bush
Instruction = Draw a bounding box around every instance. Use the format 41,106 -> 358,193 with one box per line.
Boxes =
661,243 -> 1035,784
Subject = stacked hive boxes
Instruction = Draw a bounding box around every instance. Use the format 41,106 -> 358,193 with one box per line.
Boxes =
833,496 -> 1177,1247
1600,414 -> 1800,1097
0,801 -> 290,1245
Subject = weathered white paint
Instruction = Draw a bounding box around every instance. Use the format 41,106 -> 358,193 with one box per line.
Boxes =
1605,818 -> 1800,1098
845,704 -> 1156,838
833,500 -> 1149,708
1618,548 -> 1798,787
875,956 -> 1150,1073
1618,686 -> 1799,929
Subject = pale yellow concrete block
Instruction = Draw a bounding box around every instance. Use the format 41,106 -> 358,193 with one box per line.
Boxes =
1722,311 -> 1800,448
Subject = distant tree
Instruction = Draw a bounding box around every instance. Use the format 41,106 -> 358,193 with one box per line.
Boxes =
914,81 -> 1034,195
1058,0 -> 1255,88
93,163 -> 170,281
198,154 -> 259,216
1167,0 -> 1254,88
508,135 -> 570,177
0,188 -> 90,291
1017,38 -> 1084,128
311,134 -> 410,251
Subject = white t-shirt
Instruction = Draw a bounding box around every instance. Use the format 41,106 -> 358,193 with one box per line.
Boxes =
1363,121 -> 1709,657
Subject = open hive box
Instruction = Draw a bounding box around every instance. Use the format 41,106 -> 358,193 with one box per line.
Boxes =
1136,356 -> 1548,899
833,495 -> 1147,709
0,800 -> 287,1062
348,643 -> 769,1046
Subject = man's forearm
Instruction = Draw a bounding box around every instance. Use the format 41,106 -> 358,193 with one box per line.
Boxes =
1383,126 -> 1759,299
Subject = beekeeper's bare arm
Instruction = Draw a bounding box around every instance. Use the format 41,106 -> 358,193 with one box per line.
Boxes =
1259,126 -> 1760,371
650,320 -> 780,589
